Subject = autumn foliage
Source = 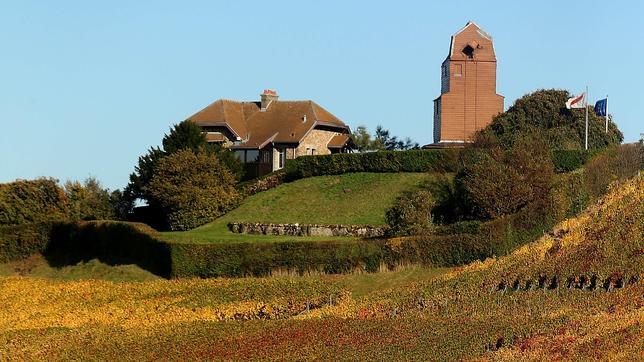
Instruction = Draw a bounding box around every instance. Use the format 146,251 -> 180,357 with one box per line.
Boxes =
146,149 -> 239,231
458,134 -> 554,219
0,178 -> 69,225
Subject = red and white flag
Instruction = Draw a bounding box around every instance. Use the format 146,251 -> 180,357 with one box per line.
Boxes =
566,92 -> 586,109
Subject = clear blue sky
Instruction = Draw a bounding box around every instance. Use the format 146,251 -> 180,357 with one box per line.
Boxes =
1,1 -> 642,190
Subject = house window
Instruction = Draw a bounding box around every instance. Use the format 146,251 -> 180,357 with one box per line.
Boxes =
311,148 -> 317,155
246,150 -> 259,163
234,149 -> 261,163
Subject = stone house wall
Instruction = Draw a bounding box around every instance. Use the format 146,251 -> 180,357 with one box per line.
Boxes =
295,129 -> 339,157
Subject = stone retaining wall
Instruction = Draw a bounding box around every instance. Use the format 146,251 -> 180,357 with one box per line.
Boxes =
228,222 -> 386,238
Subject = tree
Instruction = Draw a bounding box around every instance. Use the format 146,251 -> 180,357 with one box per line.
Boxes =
64,177 -> 114,221
145,149 -> 239,231
0,178 -> 69,225
125,120 -> 243,213
483,89 -> 623,150
351,125 -> 419,152
109,188 -> 135,221
351,125 -> 372,152
128,146 -> 165,202
162,120 -> 208,154
458,134 -> 554,219
385,190 -> 434,236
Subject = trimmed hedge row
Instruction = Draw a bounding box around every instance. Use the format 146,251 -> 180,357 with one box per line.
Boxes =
284,149 -> 462,179
48,221 -> 172,277
282,149 -> 591,180
0,223 -> 53,262
170,240 -> 384,278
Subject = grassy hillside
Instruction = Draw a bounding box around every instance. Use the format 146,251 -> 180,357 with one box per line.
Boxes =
1,176 -> 641,360
164,172 -> 434,243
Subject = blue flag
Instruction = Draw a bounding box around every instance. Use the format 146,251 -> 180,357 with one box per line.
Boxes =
594,98 -> 607,117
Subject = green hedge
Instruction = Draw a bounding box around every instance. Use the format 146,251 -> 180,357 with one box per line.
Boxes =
170,240 -> 384,278
284,149 -> 462,179
48,221 -> 172,277
283,149 -> 592,179
0,223 -> 53,262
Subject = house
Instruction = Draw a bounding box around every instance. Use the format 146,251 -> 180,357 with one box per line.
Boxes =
429,21 -> 504,147
186,90 -> 353,178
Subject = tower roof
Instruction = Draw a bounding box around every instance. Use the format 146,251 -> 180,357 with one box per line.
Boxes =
448,21 -> 496,61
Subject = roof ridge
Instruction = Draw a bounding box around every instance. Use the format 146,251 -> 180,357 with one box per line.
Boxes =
309,100 -> 321,121
187,98 -> 223,120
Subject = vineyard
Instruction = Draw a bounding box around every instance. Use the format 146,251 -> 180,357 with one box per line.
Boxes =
1,176 -> 641,360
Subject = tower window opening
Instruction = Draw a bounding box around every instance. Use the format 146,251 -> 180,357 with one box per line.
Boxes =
462,45 -> 474,58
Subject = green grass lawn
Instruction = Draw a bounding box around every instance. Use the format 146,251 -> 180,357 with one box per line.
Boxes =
163,172 -> 434,244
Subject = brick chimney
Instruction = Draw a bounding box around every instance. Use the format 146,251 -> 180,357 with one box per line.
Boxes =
260,89 -> 278,110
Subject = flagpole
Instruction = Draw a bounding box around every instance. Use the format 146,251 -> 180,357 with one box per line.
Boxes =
605,95 -> 608,133
585,85 -> 589,150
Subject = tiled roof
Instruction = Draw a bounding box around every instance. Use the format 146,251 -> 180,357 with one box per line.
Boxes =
186,98 -> 349,149
327,134 -> 352,148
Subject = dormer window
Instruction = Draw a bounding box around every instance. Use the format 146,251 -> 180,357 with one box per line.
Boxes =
462,45 -> 474,58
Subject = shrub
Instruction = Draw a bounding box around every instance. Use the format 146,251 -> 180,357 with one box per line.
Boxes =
238,169 -> 287,197
551,149 -> 591,172
0,178 -> 69,226
64,177 -> 115,221
284,149 -> 461,179
146,149 -> 239,231
424,174 -> 471,224
126,121 -> 243,219
385,190 -> 434,236
459,135 -> 554,219
0,222 -> 53,262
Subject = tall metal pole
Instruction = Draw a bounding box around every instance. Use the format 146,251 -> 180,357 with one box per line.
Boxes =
605,95 -> 609,133
585,86 -> 589,150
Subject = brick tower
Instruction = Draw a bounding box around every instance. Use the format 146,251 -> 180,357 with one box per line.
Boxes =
433,21 -> 504,144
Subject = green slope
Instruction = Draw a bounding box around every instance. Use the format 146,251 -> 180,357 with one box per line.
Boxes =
164,172 -> 435,243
